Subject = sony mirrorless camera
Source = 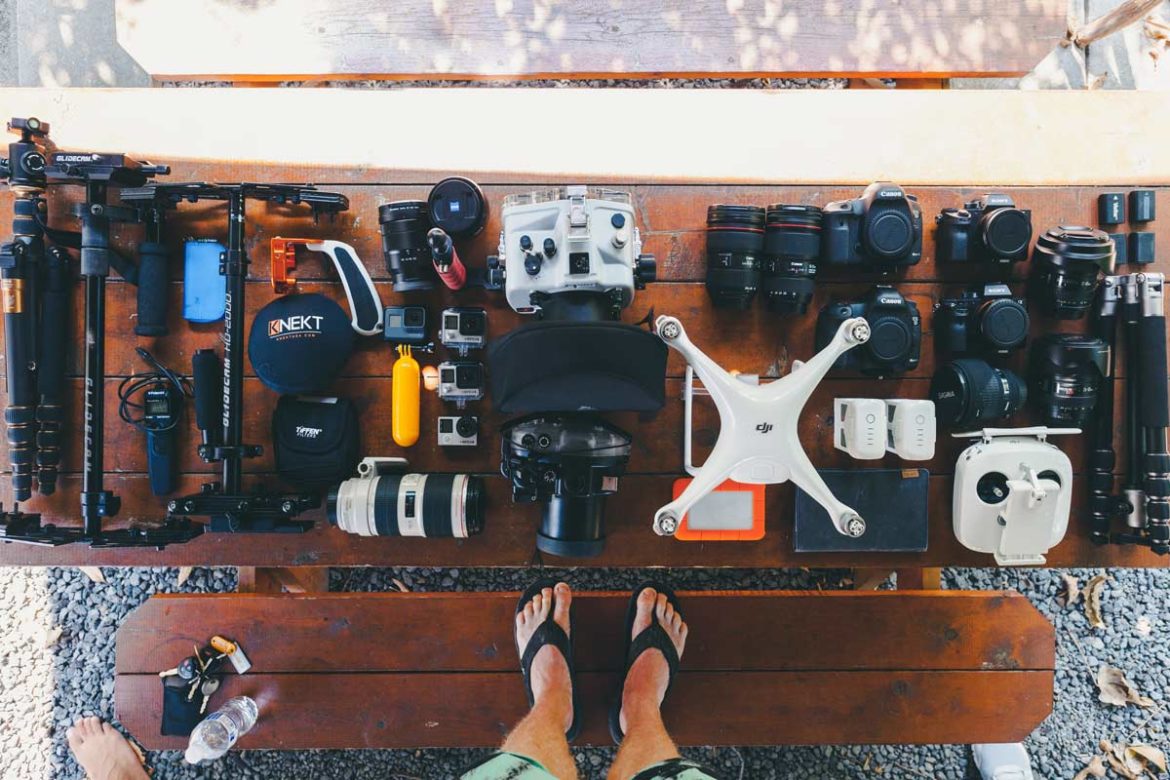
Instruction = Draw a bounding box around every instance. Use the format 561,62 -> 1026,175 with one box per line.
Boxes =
815,286 -> 921,376
934,284 -> 1030,357
821,182 -> 923,270
486,186 -> 656,321
935,194 -> 1033,264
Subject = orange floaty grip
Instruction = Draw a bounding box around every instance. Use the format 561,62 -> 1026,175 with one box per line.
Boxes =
392,345 -> 420,447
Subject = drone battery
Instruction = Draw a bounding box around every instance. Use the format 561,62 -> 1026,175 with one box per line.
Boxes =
671,479 -> 765,541
183,239 -> 227,322
794,469 -> 928,552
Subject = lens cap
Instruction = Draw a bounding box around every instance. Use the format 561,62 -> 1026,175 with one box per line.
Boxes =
867,316 -> 913,362
980,299 -> 1030,350
428,177 -> 487,238
866,209 -> 913,259
982,208 -> 1032,258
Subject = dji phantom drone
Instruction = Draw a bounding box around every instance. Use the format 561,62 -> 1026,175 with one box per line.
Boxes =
652,314 -> 872,539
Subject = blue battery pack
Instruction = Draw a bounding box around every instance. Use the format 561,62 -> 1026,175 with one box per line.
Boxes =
183,239 -> 227,322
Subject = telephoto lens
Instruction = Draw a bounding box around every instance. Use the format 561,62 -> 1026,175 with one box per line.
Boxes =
379,200 -> 436,292
762,204 -> 822,314
1030,334 -> 1110,427
705,204 -> 765,309
500,414 -> 632,557
931,358 -> 1027,427
328,458 -> 484,538
1030,226 -> 1115,319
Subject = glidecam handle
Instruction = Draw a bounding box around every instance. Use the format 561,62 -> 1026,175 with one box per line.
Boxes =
134,238 -> 169,336
308,240 -> 384,336
35,245 -> 71,496
191,348 -> 222,461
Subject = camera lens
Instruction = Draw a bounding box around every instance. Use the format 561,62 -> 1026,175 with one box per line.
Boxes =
428,177 -> 487,238
501,415 -> 632,558
976,297 -> 1030,353
328,471 -> 484,538
931,359 -> 1027,427
980,207 -> 1032,261
1029,333 -> 1110,427
705,204 -> 765,309
762,204 -> 821,314
1031,226 -> 1115,319
379,200 -> 435,292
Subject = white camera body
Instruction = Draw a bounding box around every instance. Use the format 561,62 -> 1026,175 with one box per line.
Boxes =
953,426 -> 1078,566
494,186 -> 649,317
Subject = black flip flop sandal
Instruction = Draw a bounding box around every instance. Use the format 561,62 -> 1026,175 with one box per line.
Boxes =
515,577 -> 581,741
609,580 -> 683,744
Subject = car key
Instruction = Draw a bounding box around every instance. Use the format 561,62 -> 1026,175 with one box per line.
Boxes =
199,677 -> 221,714
159,655 -> 198,680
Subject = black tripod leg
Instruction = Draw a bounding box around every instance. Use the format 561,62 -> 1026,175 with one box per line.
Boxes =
35,246 -> 70,496
1137,273 -> 1169,553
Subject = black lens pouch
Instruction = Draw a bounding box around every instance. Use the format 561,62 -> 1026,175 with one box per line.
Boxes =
272,395 -> 360,487
161,677 -> 202,736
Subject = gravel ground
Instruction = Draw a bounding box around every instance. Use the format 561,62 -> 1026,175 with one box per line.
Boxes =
1,565 -> 1167,779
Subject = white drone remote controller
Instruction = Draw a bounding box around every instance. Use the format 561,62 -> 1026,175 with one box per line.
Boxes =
653,314 -> 872,538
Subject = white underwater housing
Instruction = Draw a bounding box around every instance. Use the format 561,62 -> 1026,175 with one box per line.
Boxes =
489,186 -> 656,320
952,426 -> 1078,566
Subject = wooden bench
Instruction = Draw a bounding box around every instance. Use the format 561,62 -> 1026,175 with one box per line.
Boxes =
112,0 -> 1068,85
114,590 -> 1055,748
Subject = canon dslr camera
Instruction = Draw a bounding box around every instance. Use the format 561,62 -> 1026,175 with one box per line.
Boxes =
816,286 -> 921,376
821,182 -> 923,270
935,194 -> 1033,264
934,284 -> 1030,357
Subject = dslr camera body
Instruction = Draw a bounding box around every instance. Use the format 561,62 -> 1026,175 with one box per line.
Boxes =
487,186 -> 656,321
821,182 -> 923,269
816,286 -> 921,376
935,194 -> 1033,265
934,283 -> 1030,357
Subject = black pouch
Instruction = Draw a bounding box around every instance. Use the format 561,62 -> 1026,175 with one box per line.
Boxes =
272,395 -> 360,487
161,677 -> 202,736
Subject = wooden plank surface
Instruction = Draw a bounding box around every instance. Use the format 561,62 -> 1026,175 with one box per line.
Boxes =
115,592 -> 1055,673
112,1 -> 1066,82
114,590 -> 1054,748
0,173 -> 1167,568
115,670 -> 1054,748
6,89 -> 1170,186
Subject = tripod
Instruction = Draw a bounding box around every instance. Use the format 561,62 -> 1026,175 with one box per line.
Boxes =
0,117 -> 68,502
1089,272 -> 1170,554
120,183 -> 349,533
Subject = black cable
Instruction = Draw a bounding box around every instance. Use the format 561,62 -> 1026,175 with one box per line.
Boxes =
117,347 -> 192,434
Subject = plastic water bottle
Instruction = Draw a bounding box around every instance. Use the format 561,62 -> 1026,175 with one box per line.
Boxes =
184,696 -> 258,764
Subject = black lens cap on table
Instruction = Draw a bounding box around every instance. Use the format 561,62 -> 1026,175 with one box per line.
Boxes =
428,177 -> 487,238
981,208 -> 1032,258
249,293 -> 354,394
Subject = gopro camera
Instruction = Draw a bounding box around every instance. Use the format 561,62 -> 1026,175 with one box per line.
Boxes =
438,415 -> 479,447
438,361 -> 486,408
440,307 -> 487,356
383,305 -> 429,347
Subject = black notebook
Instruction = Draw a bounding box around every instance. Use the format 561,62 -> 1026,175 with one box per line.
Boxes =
794,468 -> 929,553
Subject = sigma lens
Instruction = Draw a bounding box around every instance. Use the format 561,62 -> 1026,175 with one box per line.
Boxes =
328,463 -> 484,538
705,204 -> 765,309
931,358 -> 1027,427
762,204 -> 821,314
1030,226 -> 1115,319
1030,334 -> 1110,427
379,200 -> 435,292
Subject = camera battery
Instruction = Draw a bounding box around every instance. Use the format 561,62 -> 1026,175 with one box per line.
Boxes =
1109,233 -> 1129,266
1129,232 -> 1156,265
1129,190 -> 1156,223
1098,193 -> 1126,226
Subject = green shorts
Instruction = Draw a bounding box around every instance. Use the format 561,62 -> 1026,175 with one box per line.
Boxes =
460,751 -> 722,780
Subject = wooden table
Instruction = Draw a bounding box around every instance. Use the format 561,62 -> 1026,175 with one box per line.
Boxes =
0,88 -> 1166,574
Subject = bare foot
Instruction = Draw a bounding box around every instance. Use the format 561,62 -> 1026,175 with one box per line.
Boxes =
515,582 -> 573,732
66,717 -> 149,780
619,588 -> 688,735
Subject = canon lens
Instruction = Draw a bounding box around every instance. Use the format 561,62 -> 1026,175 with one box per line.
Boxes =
705,204 -> 765,309
1030,334 -> 1110,427
379,200 -> 435,292
1030,226 -> 1115,319
762,204 -> 822,314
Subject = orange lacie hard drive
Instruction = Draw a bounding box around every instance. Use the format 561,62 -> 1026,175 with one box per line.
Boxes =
671,479 -> 766,541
